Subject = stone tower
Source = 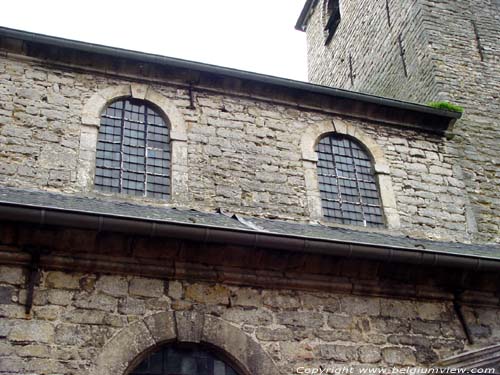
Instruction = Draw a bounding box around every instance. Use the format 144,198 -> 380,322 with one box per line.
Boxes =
297,0 -> 500,243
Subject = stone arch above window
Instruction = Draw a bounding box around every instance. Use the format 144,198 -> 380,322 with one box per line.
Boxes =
85,311 -> 281,375
301,119 -> 400,229
77,84 -> 188,203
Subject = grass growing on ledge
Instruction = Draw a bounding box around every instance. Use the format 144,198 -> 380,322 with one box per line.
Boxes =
427,101 -> 464,113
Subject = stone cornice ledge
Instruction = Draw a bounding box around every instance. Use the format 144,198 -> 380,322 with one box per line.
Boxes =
1,249 -> 500,307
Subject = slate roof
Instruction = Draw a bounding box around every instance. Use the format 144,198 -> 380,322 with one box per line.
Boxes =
1,186 -> 499,261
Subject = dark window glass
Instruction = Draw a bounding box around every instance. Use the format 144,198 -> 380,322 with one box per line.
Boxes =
316,134 -> 384,227
129,344 -> 239,375
324,0 -> 341,44
95,98 -> 170,199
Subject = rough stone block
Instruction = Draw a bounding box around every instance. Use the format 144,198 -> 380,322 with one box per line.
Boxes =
327,314 -> 355,329
0,341 -> 14,357
414,346 -> 439,365
262,291 -> 300,310
388,334 -> 430,347
143,312 -> 176,344
301,293 -> 340,312
145,297 -> 171,311
96,275 -> 129,297
118,297 -> 146,315
73,292 -> 118,312
222,308 -> 273,326
9,321 -> 54,343
230,288 -> 262,308
167,280 -> 183,300
0,285 -> 13,304
0,266 -> 24,285
277,311 -> 324,328
129,277 -> 165,298
341,296 -> 380,316
55,323 -> 111,347
417,302 -> 446,321
382,347 -> 416,365
185,283 -> 230,305
45,271 -> 81,290
358,346 -> 382,364
280,342 -> 315,361
175,311 -> 204,343
318,344 -> 357,362
47,289 -> 73,306
411,320 -> 440,335
0,319 -> 13,337
16,343 -> 50,358
33,306 -> 61,321
66,309 -> 107,325
0,304 -> 26,319
371,317 -> 409,334
256,327 -> 293,341
380,299 -> 418,319
0,357 -> 29,373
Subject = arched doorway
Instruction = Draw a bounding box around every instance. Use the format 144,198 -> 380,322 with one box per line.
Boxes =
87,312 -> 281,375
129,343 -> 240,375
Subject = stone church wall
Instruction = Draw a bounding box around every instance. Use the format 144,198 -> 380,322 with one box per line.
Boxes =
303,0 -> 500,243
1,263 -> 499,374
0,55 -> 479,242
1,220 -> 499,374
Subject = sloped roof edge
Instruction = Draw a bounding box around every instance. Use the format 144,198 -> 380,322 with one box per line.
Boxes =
0,26 -> 460,133
1,187 -> 499,271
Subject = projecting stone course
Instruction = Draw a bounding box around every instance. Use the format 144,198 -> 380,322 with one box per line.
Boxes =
0,266 -> 499,374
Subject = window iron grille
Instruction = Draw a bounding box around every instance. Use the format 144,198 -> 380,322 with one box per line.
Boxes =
94,99 -> 171,199
316,134 -> 384,227
129,344 -> 239,375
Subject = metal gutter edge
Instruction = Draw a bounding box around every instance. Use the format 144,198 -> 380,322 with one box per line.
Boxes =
0,26 -> 461,123
1,202 -> 498,272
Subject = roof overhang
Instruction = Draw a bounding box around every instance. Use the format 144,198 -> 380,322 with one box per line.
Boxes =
1,188 -> 498,272
0,26 -> 461,133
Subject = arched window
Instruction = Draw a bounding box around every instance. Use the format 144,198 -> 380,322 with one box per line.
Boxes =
129,343 -> 240,375
94,98 -> 171,199
316,134 -> 384,227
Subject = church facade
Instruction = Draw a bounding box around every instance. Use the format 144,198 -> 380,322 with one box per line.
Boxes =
0,1 -> 499,373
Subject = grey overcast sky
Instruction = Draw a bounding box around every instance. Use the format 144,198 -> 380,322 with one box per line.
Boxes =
0,0 -> 308,81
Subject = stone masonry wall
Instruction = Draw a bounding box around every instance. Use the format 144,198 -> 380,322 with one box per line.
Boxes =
303,0 -> 500,243
419,0 -> 500,243
0,55 -> 477,242
1,264 -> 499,374
305,0 -> 438,103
